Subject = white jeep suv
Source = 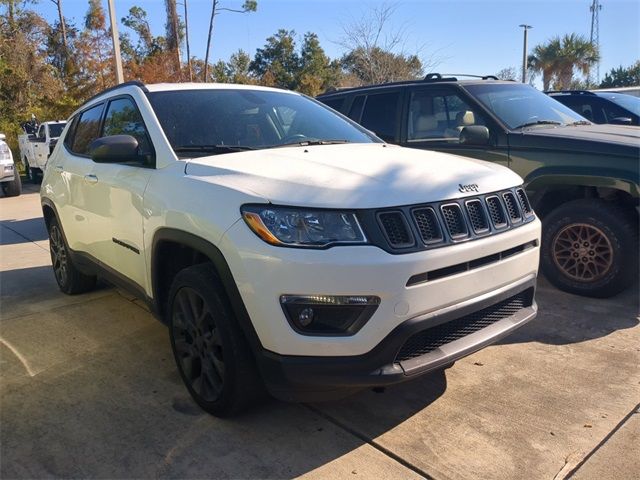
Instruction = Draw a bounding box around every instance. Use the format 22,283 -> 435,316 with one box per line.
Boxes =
41,82 -> 540,416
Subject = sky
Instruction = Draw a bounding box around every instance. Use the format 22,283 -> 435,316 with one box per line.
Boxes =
33,0 -> 640,87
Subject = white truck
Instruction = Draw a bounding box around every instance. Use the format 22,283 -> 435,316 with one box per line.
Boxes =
41,81 -> 540,416
18,121 -> 66,182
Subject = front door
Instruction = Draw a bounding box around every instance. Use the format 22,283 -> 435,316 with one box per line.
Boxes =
400,87 -> 511,168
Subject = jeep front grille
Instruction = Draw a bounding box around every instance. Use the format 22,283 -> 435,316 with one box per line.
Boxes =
395,289 -> 534,364
375,187 -> 535,252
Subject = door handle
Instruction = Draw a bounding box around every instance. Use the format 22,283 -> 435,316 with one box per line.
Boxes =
54,165 -> 63,172
84,174 -> 98,184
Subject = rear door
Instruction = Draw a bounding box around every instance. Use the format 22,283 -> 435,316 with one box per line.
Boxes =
400,86 -> 511,168
55,103 -> 105,252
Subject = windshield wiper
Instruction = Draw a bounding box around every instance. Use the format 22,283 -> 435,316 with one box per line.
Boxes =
173,144 -> 256,155
269,139 -> 350,149
513,120 -> 563,129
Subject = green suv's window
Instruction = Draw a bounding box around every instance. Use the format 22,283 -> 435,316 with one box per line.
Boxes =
465,83 -> 584,129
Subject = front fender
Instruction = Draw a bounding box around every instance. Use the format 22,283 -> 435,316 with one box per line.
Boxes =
524,166 -> 639,198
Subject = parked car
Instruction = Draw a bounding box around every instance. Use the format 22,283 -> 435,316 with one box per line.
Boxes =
0,133 -> 21,197
546,90 -> 640,125
19,120 -> 67,182
317,74 -> 639,298
41,81 -> 540,416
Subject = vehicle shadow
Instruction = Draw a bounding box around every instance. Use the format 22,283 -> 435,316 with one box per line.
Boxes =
0,217 -> 48,245
0,263 -> 447,479
499,275 -> 639,346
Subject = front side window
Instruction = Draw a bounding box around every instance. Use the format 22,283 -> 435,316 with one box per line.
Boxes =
407,90 -> 487,142
71,103 -> 104,155
147,89 -> 377,157
103,97 -> 152,156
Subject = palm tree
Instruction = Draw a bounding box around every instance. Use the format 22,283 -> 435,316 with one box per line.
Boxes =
529,34 -> 600,90
528,37 -> 562,90
555,34 -> 600,89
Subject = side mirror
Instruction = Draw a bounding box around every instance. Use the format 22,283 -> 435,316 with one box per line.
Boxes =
459,126 -> 490,146
90,135 -> 141,163
610,117 -> 633,125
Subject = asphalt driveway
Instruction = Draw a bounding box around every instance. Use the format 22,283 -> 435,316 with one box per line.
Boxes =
1,184 -> 638,479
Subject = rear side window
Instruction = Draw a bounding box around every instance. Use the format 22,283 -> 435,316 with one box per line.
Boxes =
360,92 -> 400,141
63,116 -> 79,149
321,97 -> 345,112
348,95 -> 366,121
103,97 -> 152,156
70,103 -> 104,155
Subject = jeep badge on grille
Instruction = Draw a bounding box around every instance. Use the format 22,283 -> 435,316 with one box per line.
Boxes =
458,183 -> 479,193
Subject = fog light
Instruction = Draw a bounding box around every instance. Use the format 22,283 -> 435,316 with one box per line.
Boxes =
298,307 -> 314,326
280,295 -> 380,336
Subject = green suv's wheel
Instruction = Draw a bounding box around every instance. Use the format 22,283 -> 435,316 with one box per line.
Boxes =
541,199 -> 639,298
47,216 -> 97,294
168,263 -> 264,417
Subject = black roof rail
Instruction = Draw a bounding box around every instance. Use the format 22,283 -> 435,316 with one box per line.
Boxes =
437,73 -> 500,80
423,73 -> 458,82
82,80 -> 148,105
545,90 -> 596,96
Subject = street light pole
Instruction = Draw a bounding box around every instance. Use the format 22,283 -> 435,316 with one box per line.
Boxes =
519,24 -> 532,84
107,0 -> 124,84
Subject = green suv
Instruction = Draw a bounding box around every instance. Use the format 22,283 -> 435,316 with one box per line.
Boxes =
317,74 -> 639,298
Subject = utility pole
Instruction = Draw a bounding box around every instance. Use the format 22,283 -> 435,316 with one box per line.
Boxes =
107,0 -> 124,84
519,24 -> 532,84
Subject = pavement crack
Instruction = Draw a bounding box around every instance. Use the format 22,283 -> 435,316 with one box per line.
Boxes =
562,402 -> 640,479
304,404 -> 434,480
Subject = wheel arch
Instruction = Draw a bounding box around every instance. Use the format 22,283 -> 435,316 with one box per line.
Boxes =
150,228 -> 264,352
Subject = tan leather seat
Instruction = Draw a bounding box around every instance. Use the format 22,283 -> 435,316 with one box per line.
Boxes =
445,110 -> 476,138
410,114 -> 439,140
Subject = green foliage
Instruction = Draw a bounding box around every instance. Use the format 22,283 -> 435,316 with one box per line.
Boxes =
529,33 -> 599,90
250,29 -> 300,89
599,61 -> 640,88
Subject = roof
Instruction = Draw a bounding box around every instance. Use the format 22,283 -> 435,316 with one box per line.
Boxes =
317,73 -> 514,97
144,82 -> 296,94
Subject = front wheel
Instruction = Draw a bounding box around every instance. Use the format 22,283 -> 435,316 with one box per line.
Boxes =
168,263 -> 265,417
541,199 -> 639,298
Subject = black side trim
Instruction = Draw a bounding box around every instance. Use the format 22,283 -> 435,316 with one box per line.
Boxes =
151,228 -> 264,352
112,237 -> 140,254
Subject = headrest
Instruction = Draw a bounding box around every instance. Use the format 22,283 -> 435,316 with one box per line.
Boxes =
416,115 -> 438,131
456,110 -> 475,126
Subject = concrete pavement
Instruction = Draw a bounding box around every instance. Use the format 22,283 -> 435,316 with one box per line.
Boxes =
1,185 -> 638,479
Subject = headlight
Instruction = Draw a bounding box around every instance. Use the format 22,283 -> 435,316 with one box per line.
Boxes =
0,143 -> 11,161
241,205 -> 366,247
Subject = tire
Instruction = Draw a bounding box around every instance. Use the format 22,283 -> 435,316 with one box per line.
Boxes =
541,198 -> 639,298
168,263 -> 265,417
1,171 -> 22,197
23,158 -> 40,184
47,216 -> 97,294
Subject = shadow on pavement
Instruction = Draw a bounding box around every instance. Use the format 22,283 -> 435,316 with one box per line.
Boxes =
500,276 -> 639,346
0,217 -> 48,245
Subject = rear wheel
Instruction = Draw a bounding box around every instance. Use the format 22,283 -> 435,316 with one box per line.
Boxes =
1,171 -> 22,197
168,263 -> 264,417
541,199 -> 638,298
47,216 -> 97,294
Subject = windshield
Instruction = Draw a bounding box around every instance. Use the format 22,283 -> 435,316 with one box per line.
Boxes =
48,123 -> 66,138
600,93 -> 640,116
147,89 -> 378,156
464,83 -> 586,129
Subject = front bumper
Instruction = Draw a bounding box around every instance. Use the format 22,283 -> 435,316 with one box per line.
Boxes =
257,276 -> 537,401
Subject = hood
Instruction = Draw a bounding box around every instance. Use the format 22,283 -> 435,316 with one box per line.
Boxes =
184,143 -> 523,209
512,124 -> 640,157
